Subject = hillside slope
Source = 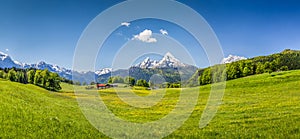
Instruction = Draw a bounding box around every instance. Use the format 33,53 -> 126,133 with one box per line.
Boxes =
0,79 -> 105,138
1,70 -> 300,138
188,49 -> 300,86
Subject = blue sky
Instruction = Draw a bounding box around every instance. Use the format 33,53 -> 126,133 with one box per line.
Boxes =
0,0 -> 300,70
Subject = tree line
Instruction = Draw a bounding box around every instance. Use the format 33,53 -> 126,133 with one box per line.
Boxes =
0,68 -> 62,91
106,76 -> 181,88
97,67 -> 192,85
187,49 -> 300,86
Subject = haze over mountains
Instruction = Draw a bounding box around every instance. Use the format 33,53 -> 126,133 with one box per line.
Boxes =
0,51 -> 246,83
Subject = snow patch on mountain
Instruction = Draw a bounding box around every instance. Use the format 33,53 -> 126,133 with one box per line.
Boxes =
0,51 -> 8,61
221,55 -> 247,64
154,52 -> 186,68
0,51 -> 72,79
134,52 -> 188,69
0,51 -> 22,68
95,68 -> 112,75
0,51 -> 195,83
135,57 -> 159,69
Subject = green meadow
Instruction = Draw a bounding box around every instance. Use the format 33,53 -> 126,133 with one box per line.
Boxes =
1,70 -> 300,138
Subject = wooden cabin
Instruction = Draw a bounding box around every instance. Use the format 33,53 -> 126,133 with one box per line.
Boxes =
96,83 -> 118,89
97,84 -> 110,89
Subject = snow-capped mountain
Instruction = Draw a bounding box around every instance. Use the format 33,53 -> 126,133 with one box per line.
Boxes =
27,61 -> 72,79
135,52 -> 188,69
95,52 -> 197,83
154,52 -> 186,68
95,68 -> 112,76
221,55 -> 247,64
135,57 -> 158,69
25,61 -> 71,74
0,51 -> 72,79
0,51 -> 22,68
0,51 -> 195,83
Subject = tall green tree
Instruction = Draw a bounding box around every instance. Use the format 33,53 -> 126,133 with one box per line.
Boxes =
243,67 -> 251,77
0,70 -> 6,79
46,72 -> 61,91
136,79 -> 149,87
125,76 -> 135,86
27,70 -> 35,84
16,71 -> 27,84
107,77 -> 113,84
7,69 -> 17,82
40,69 -> 50,87
199,68 -> 211,85
34,70 -> 43,86
256,62 -> 265,74
112,76 -> 124,83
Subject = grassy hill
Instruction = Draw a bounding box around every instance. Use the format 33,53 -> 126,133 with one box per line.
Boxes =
188,49 -> 300,86
0,79 -> 106,138
1,70 -> 300,138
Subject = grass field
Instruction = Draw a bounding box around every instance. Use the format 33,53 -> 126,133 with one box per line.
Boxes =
0,70 -> 300,138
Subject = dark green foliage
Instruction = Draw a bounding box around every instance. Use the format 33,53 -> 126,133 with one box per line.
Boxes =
27,69 -> 35,84
136,79 -> 149,87
61,78 -> 73,84
16,70 -> 27,84
112,76 -> 124,83
46,72 -> 62,91
34,70 -> 43,86
74,81 -> 81,86
255,62 -> 265,74
124,76 -> 135,86
107,77 -> 112,83
280,66 -> 289,71
162,82 -> 171,88
97,66 -> 197,84
169,83 -> 181,88
32,69 -> 61,91
40,69 -> 51,87
0,68 -> 61,91
108,76 -> 124,83
128,67 -> 182,83
90,81 -> 96,85
242,67 -> 251,76
0,70 -> 5,78
199,68 -> 211,85
188,49 -> 300,86
7,69 -> 17,82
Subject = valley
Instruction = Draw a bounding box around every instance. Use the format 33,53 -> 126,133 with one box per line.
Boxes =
1,70 -> 299,138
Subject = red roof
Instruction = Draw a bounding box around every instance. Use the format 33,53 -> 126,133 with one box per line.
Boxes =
97,84 -> 109,87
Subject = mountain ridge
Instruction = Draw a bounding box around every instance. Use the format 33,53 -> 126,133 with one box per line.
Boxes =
134,52 -> 190,69
97,53 -> 198,83
0,51 -> 196,83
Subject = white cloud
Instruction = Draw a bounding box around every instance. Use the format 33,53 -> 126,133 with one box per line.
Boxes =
5,48 -> 9,52
160,29 -> 168,35
132,29 -> 157,43
121,22 -> 130,27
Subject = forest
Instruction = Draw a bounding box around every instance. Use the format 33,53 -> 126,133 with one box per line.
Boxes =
107,76 -> 181,88
188,49 -> 300,86
0,68 -> 62,91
